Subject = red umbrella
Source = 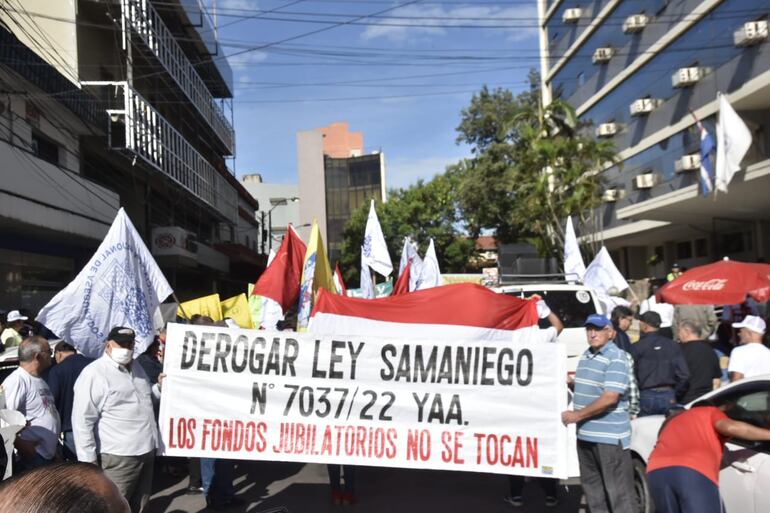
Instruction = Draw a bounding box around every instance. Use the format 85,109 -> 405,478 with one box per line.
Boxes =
657,259 -> 770,305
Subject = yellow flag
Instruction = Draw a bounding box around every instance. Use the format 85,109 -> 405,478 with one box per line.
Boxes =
177,293 -> 223,321
221,293 -> 254,329
247,283 -> 263,328
297,221 -> 337,331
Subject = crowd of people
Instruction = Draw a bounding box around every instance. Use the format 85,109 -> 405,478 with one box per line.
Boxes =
1,283 -> 770,513
558,293 -> 770,513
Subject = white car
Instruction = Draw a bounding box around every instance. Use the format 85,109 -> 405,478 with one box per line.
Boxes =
494,283 -> 602,373
630,375 -> 770,513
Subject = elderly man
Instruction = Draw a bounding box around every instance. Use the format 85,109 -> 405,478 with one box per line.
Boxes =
1,336 -> 60,471
562,314 -> 635,513
45,342 -> 93,460
677,321 -> 722,404
72,327 -> 160,513
728,315 -> 770,381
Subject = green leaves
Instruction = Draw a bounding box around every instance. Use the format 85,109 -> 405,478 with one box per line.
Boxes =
455,72 -> 618,258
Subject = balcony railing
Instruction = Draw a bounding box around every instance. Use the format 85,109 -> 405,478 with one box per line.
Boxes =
121,0 -> 235,154
84,81 -> 237,221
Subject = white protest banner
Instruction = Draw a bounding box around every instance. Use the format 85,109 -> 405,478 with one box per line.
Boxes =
159,323 -> 570,478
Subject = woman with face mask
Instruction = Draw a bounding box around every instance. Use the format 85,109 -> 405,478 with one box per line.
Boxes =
71,327 -> 161,513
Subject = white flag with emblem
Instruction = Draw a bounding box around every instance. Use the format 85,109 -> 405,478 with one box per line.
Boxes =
715,92 -> 752,193
360,246 -> 375,299
362,200 -> 393,277
36,208 -> 173,358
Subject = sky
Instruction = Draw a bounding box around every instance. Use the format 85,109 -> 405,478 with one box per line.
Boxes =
206,0 -> 541,189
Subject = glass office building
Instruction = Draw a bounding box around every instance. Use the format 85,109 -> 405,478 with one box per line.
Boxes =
539,0 -> 770,278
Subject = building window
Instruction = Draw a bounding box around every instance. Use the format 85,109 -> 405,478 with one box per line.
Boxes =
31,131 -> 60,165
695,238 -> 708,258
720,231 -> 752,254
676,241 -> 692,260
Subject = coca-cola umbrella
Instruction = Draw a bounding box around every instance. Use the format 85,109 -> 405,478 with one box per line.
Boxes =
657,259 -> 770,305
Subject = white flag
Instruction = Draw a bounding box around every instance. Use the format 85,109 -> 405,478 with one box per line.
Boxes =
415,239 -> 441,290
715,93 -> 752,193
362,200 -> 393,277
398,237 -> 423,291
360,246 -> 375,299
36,208 -> 173,358
583,246 -> 629,295
563,216 -> 586,282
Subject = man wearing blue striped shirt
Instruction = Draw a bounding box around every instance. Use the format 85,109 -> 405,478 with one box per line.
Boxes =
562,314 -> 634,513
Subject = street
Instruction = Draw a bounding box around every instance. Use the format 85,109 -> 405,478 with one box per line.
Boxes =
146,461 -> 585,513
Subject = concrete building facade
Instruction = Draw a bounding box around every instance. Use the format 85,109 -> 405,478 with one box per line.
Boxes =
297,122 -> 386,263
240,174 -> 301,253
0,0 -> 261,310
538,0 -> 770,279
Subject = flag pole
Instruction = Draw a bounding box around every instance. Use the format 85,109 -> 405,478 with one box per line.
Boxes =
173,292 -> 191,320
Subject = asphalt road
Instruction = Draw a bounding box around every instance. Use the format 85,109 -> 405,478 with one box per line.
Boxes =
145,461 -> 586,513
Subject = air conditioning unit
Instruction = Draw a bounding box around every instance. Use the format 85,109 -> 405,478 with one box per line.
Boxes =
623,14 -> 649,34
592,47 -> 614,64
675,154 -> 701,173
596,123 -> 618,138
734,21 -> 769,47
672,67 -> 702,88
563,8 -> 582,23
629,98 -> 660,116
634,173 -> 659,189
602,189 -> 625,202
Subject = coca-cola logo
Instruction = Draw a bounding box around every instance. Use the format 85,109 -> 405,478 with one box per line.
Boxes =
154,233 -> 176,249
682,279 -> 727,291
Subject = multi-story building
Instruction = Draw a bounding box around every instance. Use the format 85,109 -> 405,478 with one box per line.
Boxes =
538,0 -> 770,279
240,173 -> 301,254
297,122 -> 386,263
0,0 -> 262,310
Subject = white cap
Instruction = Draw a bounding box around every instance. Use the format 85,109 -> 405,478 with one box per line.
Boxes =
6,310 -> 28,323
732,315 -> 766,335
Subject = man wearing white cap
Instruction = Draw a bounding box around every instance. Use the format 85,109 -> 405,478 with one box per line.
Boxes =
1,310 -> 27,348
728,315 -> 770,382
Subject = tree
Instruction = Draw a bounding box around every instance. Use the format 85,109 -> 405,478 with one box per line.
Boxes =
455,71 -> 617,259
337,169 -> 474,286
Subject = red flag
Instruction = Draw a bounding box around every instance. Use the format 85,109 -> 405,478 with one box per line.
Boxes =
251,226 -> 307,311
392,260 -> 411,296
310,282 -> 537,339
334,262 -> 347,295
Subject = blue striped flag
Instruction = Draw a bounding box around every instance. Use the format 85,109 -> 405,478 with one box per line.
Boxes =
698,121 -> 716,196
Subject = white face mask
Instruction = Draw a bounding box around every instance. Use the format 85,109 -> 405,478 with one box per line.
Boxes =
109,347 -> 133,365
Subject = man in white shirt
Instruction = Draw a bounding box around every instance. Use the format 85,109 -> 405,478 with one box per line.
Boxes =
1,336 -> 60,471
72,327 -> 160,513
728,316 -> 770,382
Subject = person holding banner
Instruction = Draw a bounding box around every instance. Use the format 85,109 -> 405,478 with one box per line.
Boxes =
72,327 -> 160,513
190,315 -> 245,511
504,298 -> 563,508
562,314 -> 635,513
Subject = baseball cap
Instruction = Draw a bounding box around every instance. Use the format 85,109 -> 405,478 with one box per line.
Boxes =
584,314 -> 611,329
6,310 -> 28,323
732,315 -> 766,335
107,326 -> 136,345
636,311 -> 662,328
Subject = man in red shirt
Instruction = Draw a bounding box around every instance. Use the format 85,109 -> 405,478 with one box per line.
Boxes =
646,405 -> 770,513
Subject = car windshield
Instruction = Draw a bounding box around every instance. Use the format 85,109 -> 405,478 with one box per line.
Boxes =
502,289 -> 597,328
